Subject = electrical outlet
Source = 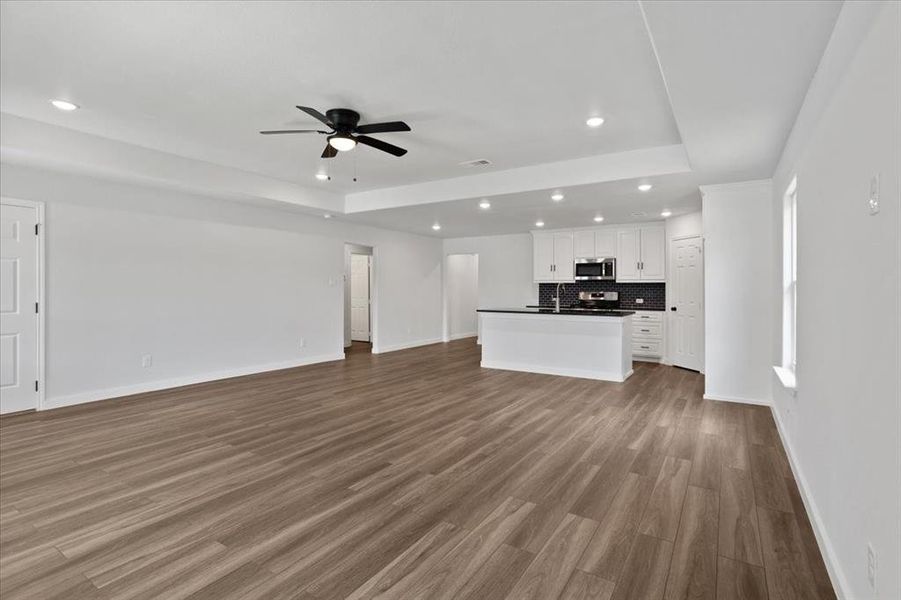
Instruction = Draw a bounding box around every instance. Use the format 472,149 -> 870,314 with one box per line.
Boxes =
867,542 -> 877,590
869,174 -> 880,215
141,354 -> 152,368
635,298 -> 644,304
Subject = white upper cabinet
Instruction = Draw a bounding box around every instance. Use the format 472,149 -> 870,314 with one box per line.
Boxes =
553,232 -> 574,281
573,230 -> 596,258
532,231 -> 574,282
595,229 -> 616,258
616,224 -> 666,282
573,228 -> 616,258
616,228 -> 641,281
533,222 -> 663,284
533,232 -> 555,281
638,225 -> 666,280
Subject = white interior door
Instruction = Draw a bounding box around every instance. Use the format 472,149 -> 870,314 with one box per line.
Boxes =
671,236 -> 704,371
1,203 -> 40,413
350,254 -> 370,342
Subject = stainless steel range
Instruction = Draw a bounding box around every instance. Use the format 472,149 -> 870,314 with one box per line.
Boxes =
576,291 -> 621,311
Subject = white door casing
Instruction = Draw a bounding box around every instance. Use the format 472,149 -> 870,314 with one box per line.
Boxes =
350,254 -> 370,342
670,235 -> 704,371
0,200 -> 42,414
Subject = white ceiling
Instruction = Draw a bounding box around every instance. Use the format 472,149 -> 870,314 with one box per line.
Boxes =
342,172 -> 705,238
0,1 -> 842,237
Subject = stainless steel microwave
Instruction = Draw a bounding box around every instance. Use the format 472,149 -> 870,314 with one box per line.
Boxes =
574,257 -> 616,280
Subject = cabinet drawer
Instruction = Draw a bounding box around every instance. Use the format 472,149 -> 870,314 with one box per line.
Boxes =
633,311 -> 663,323
633,340 -> 661,356
633,322 -> 662,338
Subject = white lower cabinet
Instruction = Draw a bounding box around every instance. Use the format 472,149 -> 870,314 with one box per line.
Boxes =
632,310 -> 664,361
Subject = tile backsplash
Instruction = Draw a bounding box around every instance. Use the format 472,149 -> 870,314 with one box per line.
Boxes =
538,281 -> 666,310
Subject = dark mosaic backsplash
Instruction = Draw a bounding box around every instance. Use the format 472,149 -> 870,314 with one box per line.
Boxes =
538,281 -> 666,311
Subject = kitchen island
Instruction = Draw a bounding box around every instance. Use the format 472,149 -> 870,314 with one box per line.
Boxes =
477,308 -> 634,382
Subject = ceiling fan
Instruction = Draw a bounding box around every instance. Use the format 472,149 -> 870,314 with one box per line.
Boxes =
260,106 -> 411,158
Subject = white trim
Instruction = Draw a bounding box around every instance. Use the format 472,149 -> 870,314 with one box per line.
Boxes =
43,353 -> 345,411
702,393 -> 771,406
448,332 -> 477,341
481,360 -> 633,383
772,365 -> 798,394
372,337 -> 444,354
770,406 -> 851,599
1,196 -> 45,411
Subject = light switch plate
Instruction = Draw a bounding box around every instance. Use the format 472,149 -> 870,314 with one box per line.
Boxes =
869,174 -> 880,215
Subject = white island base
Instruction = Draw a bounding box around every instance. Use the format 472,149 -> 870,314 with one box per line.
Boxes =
478,311 -> 633,382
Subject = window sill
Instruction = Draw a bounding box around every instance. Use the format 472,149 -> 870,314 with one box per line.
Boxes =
773,366 -> 797,395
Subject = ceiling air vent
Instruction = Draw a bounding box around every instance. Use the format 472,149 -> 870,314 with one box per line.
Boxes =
630,212 -> 648,218
459,158 -> 492,168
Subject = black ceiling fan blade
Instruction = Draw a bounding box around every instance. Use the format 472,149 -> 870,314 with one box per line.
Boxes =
296,106 -> 333,127
321,143 -> 338,159
355,135 -> 407,157
260,129 -> 328,135
355,121 -> 411,134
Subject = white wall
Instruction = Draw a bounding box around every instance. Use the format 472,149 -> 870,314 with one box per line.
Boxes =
443,234 -> 538,307
445,254 -> 478,339
701,180 -> 773,404
769,3 -> 900,598
0,162 -> 444,408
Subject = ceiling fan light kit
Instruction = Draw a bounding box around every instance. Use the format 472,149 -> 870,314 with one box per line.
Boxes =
261,105 -> 411,159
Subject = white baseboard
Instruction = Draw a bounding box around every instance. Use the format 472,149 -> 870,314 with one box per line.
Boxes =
770,406 -> 851,599
702,392 -> 771,406
371,337 -> 444,354
448,332 -> 478,341
43,353 -> 346,411
481,360 -> 632,383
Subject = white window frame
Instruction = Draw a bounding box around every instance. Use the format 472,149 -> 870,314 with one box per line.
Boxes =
774,177 -> 798,392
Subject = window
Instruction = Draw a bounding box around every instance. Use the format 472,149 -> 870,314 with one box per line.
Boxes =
776,177 -> 798,391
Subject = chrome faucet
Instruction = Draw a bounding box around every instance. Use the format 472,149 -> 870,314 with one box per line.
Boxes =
554,282 -> 566,313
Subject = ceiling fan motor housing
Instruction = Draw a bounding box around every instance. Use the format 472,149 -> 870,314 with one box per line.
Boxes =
326,108 -> 361,133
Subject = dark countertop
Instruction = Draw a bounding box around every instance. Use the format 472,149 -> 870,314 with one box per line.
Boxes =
527,304 -> 665,312
478,308 -> 635,317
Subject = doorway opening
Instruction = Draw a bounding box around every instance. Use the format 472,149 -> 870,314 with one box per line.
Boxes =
344,243 -> 373,355
444,253 -> 479,342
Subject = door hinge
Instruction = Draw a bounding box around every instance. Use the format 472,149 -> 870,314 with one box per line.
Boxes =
35,380 -> 39,392
34,223 -> 39,235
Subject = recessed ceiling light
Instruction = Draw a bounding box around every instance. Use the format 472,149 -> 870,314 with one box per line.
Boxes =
315,172 -> 328,181
323,213 -> 332,219
661,210 -> 672,218
551,192 -> 564,202
586,116 -> 605,128
535,220 -> 545,227
479,200 -> 491,209
50,99 -> 78,111
432,223 -> 441,231
593,216 -> 604,223
638,183 -> 653,192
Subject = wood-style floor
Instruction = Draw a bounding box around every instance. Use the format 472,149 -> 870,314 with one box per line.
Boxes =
0,339 -> 834,600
